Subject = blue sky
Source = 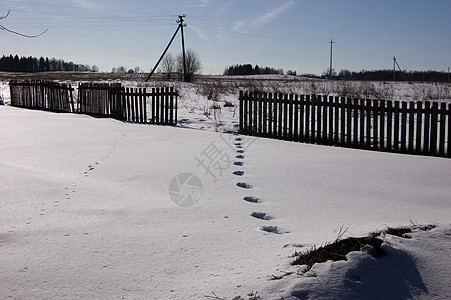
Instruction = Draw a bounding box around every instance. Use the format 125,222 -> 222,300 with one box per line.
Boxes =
0,0 -> 450,75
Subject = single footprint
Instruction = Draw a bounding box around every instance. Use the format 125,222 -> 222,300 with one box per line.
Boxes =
243,196 -> 260,203
233,171 -> 244,176
260,225 -> 284,234
236,155 -> 244,159
236,149 -> 245,154
251,212 -> 273,220
235,137 -> 242,141
234,161 -> 244,166
237,182 -> 252,189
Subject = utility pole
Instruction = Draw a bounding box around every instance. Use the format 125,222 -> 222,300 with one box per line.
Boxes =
329,38 -> 335,78
393,56 -> 407,81
145,14 -> 187,82
178,15 -> 187,82
393,56 -> 396,81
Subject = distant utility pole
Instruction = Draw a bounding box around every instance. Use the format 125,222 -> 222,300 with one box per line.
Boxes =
145,14 -> 187,82
393,56 -> 396,81
393,56 -> 407,81
329,38 -> 335,78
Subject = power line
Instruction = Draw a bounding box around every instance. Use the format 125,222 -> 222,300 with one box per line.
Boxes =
0,10 -> 47,37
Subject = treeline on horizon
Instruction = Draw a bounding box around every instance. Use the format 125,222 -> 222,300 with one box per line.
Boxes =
336,69 -> 449,82
1,55 -> 449,82
0,55 -> 98,73
224,64 -> 450,82
223,64 -> 288,76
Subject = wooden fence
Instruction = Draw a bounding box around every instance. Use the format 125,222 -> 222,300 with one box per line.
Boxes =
78,83 -> 178,125
239,91 -> 450,158
9,80 -> 75,112
8,81 -> 178,125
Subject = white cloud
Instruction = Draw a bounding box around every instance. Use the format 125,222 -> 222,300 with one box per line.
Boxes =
199,0 -> 209,7
70,0 -> 103,10
233,20 -> 244,31
190,25 -> 209,42
252,0 -> 295,26
233,0 -> 295,32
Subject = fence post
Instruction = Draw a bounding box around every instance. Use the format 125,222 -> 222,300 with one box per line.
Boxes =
278,93 -> 283,139
408,101 -> 415,154
393,101 -> 400,151
283,93 -> 289,139
268,93 -> 273,137
169,87 -> 174,125
430,102 -> 438,156
448,103 -> 451,158
328,96 -> 334,145
316,95 -> 322,144
258,92 -> 263,136
415,102 -> 423,155
400,101 -> 408,153
386,100 -> 393,152
359,98 -> 365,148
379,100 -> 386,151
373,99 -> 379,150
311,95 -> 317,143
439,103 -> 446,156
346,97 -> 352,146
263,92 -> 268,137
321,96 -> 329,145
423,101 -> 431,155
299,95 -> 306,142
353,98 -> 358,147
289,94 -> 294,140
294,94 -> 299,141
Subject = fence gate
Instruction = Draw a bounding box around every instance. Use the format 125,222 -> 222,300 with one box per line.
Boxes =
77,83 -> 178,125
77,83 -> 122,119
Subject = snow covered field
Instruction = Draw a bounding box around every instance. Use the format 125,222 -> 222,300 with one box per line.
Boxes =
1,76 -> 451,299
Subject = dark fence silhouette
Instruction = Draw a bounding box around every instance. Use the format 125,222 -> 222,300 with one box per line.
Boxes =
9,81 -> 178,125
9,80 -> 75,112
239,91 -> 450,158
78,83 -> 178,125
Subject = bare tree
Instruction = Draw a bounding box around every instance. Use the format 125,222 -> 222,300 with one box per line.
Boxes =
158,53 -> 176,80
0,10 -> 47,38
176,49 -> 201,82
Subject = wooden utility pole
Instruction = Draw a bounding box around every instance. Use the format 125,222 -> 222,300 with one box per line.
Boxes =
393,56 -> 407,81
393,56 -> 396,81
178,15 -> 187,82
145,15 -> 187,82
329,39 -> 335,78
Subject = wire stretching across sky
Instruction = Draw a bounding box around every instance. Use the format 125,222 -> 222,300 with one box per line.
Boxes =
0,2 -> 177,29
189,14 -> 329,45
